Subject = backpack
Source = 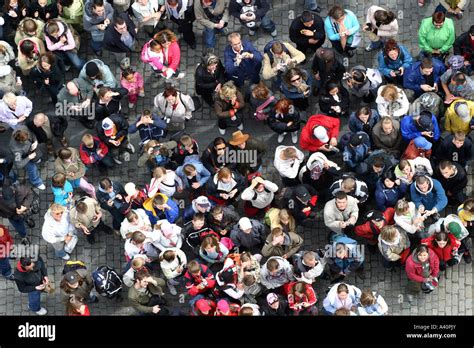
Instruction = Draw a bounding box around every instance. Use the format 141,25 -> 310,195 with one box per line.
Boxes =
49,114 -> 68,137
263,40 -> 290,65
185,228 -> 220,249
62,260 -> 87,275
92,266 -> 123,299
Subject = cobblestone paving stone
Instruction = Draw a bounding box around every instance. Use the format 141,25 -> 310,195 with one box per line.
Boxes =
0,0 -> 472,316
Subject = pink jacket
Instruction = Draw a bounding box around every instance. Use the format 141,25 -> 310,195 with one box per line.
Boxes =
140,39 -> 181,73
120,72 -> 144,94
45,21 -> 76,51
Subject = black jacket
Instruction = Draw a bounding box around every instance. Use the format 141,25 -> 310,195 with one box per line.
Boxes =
289,14 -> 325,49
207,206 -> 240,237
93,87 -> 129,121
14,256 -> 48,293
200,141 -> 237,175
267,110 -> 301,134
95,113 -> 129,148
96,180 -> 127,209
435,135 -> 473,167
195,61 -> 226,95
434,163 -> 468,195
454,31 -> 474,66
30,63 -> 63,88
289,184 -> 318,223
0,183 -> 35,219
259,294 -> 289,316
103,13 -> 137,53
29,1 -> 59,22
311,52 -> 346,87
229,0 -> 269,21
318,87 -> 350,118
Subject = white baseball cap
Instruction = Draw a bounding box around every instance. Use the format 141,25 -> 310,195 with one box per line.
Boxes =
313,126 -> 329,143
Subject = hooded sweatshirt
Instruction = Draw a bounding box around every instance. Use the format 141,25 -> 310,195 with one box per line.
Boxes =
322,282 -> 361,314
83,0 -> 114,36
410,176 -> 448,212
260,257 -> 294,289
142,193 -> 180,225
14,256 -> 48,293
78,59 -> 118,89
405,249 -> 439,283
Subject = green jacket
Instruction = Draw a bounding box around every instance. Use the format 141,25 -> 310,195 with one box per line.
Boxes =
59,0 -> 84,27
418,17 -> 455,53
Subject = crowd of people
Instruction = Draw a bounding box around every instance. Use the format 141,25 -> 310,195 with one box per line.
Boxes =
0,0 -> 473,316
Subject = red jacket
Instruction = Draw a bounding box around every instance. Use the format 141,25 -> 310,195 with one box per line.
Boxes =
405,250 -> 440,283
0,224 -> 13,258
184,264 -> 217,297
354,208 -> 395,242
283,281 -> 317,311
401,140 -> 432,160
422,234 -> 460,262
300,114 -> 340,152
79,136 -> 109,165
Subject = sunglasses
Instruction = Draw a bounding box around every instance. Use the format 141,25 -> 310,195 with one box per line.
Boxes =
291,76 -> 301,83
216,146 -> 226,151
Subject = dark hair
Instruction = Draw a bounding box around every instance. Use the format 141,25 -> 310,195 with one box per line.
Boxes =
19,40 -> 36,57
150,39 -> 162,50
301,10 -> 314,23
351,69 -> 366,83
325,80 -> 340,94
75,201 -> 88,214
58,0 -> 74,7
52,173 -> 67,188
58,148 -> 73,160
384,39 -> 400,57
315,47 -> 336,72
433,231 -> 451,246
283,68 -> 307,87
92,0 -> 104,8
163,86 -> 178,98
213,137 -> 226,148
432,11 -> 445,24
20,257 -> 32,268
420,57 -> 433,70
113,16 -> 125,27
39,52 -> 56,71
328,5 -> 345,20
415,244 -> 429,255
334,191 -> 347,200
452,72 -> 466,84
373,10 -> 395,25
439,160 -> 454,171
382,169 -> 397,183
99,178 -> 112,190
337,283 -> 349,293
356,106 -> 371,118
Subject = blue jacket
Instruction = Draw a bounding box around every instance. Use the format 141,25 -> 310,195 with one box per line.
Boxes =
224,40 -> 263,85
343,143 -> 370,169
328,235 -> 364,275
348,109 -> 380,133
176,158 -> 211,190
374,179 -> 407,211
280,71 -> 313,100
377,44 -> 413,78
128,114 -> 167,144
400,113 -> 440,142
143,193 -> 180,225
324,10 -> 360,45
403,58 -> 446,97
52,180 -> 73,207
410,177 -> 447,212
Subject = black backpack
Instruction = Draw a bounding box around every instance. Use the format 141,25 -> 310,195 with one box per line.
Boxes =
264,40 -> 290,65
92,266 -> 123,299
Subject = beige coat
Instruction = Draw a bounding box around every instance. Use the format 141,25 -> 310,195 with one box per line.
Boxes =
15,17 -> 46,45
17,37 -> 46,75
323,196 -> 359,234
262,42 -> 306,80
54,147 -> 86,180
69,197 -> 102,230
194,0 -> 229,29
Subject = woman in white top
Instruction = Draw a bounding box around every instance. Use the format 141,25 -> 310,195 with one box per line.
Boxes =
363,6 -> 398,52
322,282 -> 361,315
394,158 -> 433,185
394,199 -> 428,239
147,166 -> 184,198
151,219 -> 182,251
358,290 -> 388,315
120,208 -> 153,239
41,203 -> 77,260
376,84 -> 409,119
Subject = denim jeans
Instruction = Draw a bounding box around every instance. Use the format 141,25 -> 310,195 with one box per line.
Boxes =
54,50 -> 85,71
24,161 -> 43,187
28,290 -> 41,312
8,217 -> 27,238
203,26 -> 224,48
0,257 -> 12,277
260,15 -> 276,33
304,0 -> 318,10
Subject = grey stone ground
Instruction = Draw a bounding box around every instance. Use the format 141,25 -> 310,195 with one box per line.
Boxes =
0,0 -> 472,316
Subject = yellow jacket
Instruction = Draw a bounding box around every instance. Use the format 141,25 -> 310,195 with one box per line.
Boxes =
444,99 -> 474,135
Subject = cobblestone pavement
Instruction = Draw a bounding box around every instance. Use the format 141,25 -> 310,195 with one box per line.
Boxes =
0,0 -> 472,316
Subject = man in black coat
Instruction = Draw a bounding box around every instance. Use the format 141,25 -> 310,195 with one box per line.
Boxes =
434,160 -> 468,205
103,14 -> 137,63
289,10 -> 325,55
229,0 -> 277,37
93,87 -> 129,121
435,133 -> 473,168
453,25 -> 474,74
14,256 -> 49,315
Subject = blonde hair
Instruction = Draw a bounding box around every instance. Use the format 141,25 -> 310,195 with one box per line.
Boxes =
219,81 -> 237,100
153,167 -> 167,179
395,199 -> 410,215
380,84 -> 399,102
2,92 -> 16,106
360,290 -> 376,306
81,133 -> 94,147
380,225 -> 399,243
50,203 -> 66,214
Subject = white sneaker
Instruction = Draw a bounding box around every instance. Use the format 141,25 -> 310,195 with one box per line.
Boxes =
291,131 -> 298,144
113,156 -> 122,165
128,103 -> 135,109
167,281 -> 177,296
277,133 -> 286,143
126,143 -> 136,154
237,123 -> 243,130
175,72 -> 186,79
270,29 -> 278,38
219,128 -> 226,135
35,307 -> 48,315
62,254 -> 70,261
36,184 -> 46,190
139,91 -> 145,97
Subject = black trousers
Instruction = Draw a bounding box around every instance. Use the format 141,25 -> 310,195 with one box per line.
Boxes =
170,9 -> 196,47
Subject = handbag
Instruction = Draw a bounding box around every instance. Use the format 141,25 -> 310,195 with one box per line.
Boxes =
64,234 -> 78,254
43,281 -> 56,295
254,95 -> 275,121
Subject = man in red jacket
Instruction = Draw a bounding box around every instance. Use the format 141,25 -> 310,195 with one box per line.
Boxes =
300,114 -> 340,152
0,224 -> 14,280
184,260 -> 217,297
79,133 -> 115,174
354,209 -> 395,254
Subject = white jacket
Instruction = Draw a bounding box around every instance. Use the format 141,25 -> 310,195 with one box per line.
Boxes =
120,209 -> 153,239
41,210 -> 75,244
123,254 -> 147,287
147,170 -> 183,198
151,222 -> 183,251
394,201 -> 423,235
376,86 -> 409,119
154,92 -> 195,123
365,5 -> 398,37
323,282 -> 362,314
159,248 -> 187,280
260,257 -> 294,289
273,146 -> 304,179
241,179 -> 278,209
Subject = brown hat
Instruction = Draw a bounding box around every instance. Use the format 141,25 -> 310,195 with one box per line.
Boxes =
229,131 -> 249,146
